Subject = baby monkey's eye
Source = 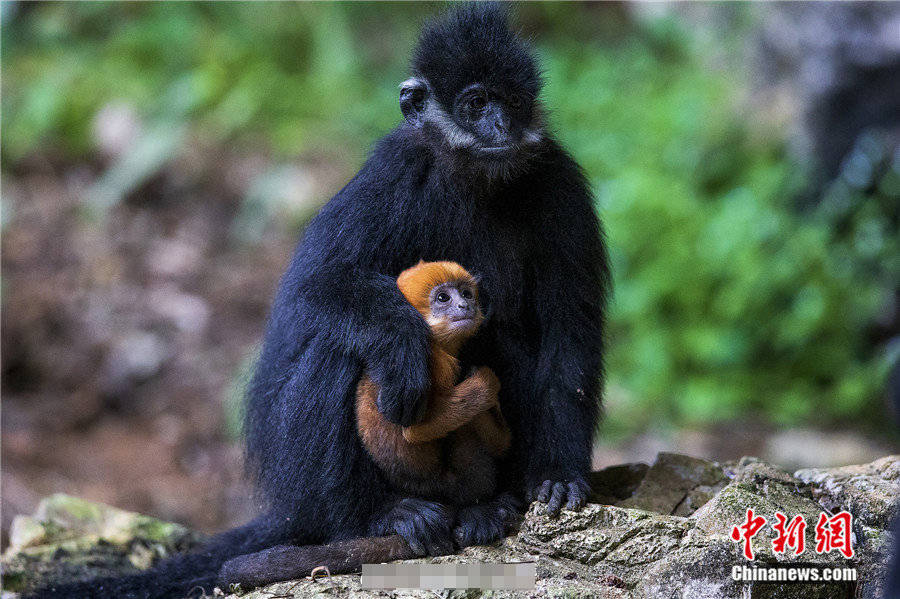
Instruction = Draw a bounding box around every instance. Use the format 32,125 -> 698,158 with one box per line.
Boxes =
461,289 -> 473,299
437,292 -> 451,303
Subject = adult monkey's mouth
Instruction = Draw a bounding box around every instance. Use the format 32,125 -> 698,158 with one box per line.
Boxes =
476,145 -> 516,157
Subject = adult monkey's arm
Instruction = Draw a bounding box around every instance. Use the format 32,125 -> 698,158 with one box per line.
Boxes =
286,182 -> 434,428
523,160 -> 609,517
295,260 -> 432,427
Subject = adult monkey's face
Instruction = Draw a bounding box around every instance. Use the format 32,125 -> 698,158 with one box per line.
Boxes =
399,4 -> 545,174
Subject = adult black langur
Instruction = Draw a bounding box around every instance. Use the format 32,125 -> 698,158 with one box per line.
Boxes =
248,0 -> 609,559
29,4 -> 609,598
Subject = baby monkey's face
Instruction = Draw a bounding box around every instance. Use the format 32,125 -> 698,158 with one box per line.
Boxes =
428,281 -> 483,337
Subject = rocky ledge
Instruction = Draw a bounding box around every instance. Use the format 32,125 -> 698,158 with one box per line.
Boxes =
3,453 -> 897,598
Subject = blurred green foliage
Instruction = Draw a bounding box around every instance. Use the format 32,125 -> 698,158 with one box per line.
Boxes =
1,2 -> 431,162
2,2 -> 897,436
538,28 -> 898,437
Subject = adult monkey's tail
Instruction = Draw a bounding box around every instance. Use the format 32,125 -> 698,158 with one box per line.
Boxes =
218,535 -> 416,590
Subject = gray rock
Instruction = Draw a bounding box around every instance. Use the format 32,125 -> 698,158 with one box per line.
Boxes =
795,454 -> 900,528
1,494 -> 203,594
588,462 -> 649,505
616,452 -> 728,516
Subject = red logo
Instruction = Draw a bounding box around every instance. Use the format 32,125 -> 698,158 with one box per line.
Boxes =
730,510 -> 854,560
814,512 -> 854,558
772,512 -> 807,556
731,508 -> 767,560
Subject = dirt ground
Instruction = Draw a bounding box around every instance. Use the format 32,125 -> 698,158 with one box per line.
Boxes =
1,148 -> 303,544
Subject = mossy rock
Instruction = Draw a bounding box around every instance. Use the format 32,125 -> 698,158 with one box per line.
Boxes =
1,494 -> 204,593
4,456 -> 897,599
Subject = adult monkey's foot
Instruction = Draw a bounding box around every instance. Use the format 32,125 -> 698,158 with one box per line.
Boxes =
453,492 -> 522,548
370,497 -> 455,557
526,477 -> 589,517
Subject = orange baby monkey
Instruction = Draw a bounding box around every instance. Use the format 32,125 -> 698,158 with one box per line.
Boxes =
356,260 -> 510,503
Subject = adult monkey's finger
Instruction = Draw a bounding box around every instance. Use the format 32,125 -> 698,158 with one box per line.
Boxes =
536,480 -> 554,503
565,481 -> 586,511
545,482 -> 566,517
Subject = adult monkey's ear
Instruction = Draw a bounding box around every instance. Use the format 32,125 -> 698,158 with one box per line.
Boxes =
399,78 -> 428,126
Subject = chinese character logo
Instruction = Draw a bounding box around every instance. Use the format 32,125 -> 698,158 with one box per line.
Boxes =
731,508 -> 767,560
730,510 -> 854,560
814,512 -> 854,558
772,512 -> 806,556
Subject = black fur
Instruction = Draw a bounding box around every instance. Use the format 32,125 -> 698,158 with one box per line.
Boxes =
28,5 -> 608,597
412,4 -> 542,111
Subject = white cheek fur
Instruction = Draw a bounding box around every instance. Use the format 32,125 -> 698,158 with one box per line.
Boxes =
423,100 -> 478,149
522,127 -> 543,144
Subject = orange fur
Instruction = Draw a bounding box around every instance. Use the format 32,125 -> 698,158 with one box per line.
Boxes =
355,261 -> 510,502
397,260 -> 477,315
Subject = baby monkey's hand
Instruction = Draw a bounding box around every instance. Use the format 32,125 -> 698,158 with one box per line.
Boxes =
462,367 -> 501,412
401,367 -> 501,444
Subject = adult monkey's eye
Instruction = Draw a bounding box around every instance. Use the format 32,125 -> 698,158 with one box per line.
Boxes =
469,95 -> 487,111
461,289 -> 473,299
437,292 -> 451,303
509,94 -> 523,109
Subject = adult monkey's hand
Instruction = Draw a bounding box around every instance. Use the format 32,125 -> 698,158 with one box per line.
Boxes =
370,314 -> 432,426
527,477 -> 590,517
298,262 -> 432,427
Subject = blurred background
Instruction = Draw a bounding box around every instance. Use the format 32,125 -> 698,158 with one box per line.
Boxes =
2,2 -> 898,546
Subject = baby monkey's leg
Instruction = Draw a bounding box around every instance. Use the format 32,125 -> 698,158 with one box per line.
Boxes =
402,367 -> 500,443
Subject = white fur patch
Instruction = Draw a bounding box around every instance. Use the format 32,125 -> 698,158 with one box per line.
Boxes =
423,100 -> 477,149
399,78 -> 423,90
522,127 -> 543,145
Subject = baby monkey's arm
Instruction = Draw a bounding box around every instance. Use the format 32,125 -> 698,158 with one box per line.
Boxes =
402,367 -> 500,443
